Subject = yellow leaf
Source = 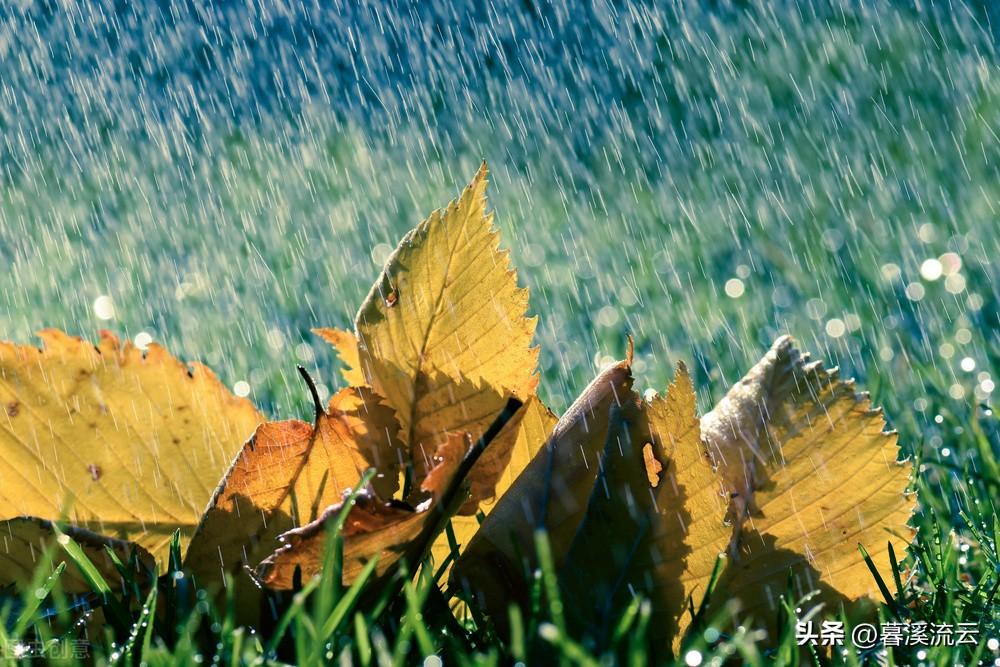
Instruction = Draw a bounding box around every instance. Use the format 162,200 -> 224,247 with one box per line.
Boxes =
185,386 -> 404,591
0,330 -> 262,577
313,328 -> 366,386
451,358 -> 633,620
352,163 -> 539,500
697,336 -> 915,627
458,396 -> 558,515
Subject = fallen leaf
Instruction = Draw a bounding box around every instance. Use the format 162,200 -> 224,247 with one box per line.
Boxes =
0,330 -> 262,580
697,335 -> 915,628
257,492 -> 426,588
451,356 -> 634,620
0,518 -> 154,593
558,363 -> 709,655
350,163 -> 539,500
259,399 -> 523,589
185,386 -> 404,592
430,396 -> 557,576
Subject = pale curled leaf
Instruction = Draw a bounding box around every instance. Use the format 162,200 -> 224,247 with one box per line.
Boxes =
0,330 -> 262,579
559,363 -> 709,653
351,163 -> 539,500
697,336 -> 915,625
185,386 -> 404,591
451,358 -> 633,619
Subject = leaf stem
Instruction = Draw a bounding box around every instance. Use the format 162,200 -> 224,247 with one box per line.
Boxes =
297,365 -> 324,427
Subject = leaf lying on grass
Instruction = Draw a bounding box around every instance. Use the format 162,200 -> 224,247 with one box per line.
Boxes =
257,400 -> 524,590
185,385 -> 404,592
0,330 -> 262,582
454,336 -> 915,651
558,363 -> 708,654
314,164 -> 553,572
0,518 -> 154,593
696,335 -> 915,627
451,351 -> 634,618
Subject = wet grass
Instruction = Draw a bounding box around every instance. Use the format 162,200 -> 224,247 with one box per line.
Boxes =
0,0 -> 999,663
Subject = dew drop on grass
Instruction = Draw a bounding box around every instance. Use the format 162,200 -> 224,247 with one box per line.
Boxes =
685,650 -> 703,666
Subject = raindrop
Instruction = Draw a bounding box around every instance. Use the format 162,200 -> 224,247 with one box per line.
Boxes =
805,298 -> 827,320
960,357 -> 976,372
370,243 -> 393,266
904,282 -> 925,301
724,278 -> 744,298
825,318 -> 846,338
944,273 -> 966,294
266,328 -> 285,351
295,343 -> 315,362
772,286 -> 792,308
233,381 -> 251,397
684,650 -> 703,666
595,306 -> 620,328
939,252 -> 962,275
880,263 -> 902,283
822,229 -> 844,252
919,258 -> 943,281
134,332 -> 153,351
93,295 -> 116,320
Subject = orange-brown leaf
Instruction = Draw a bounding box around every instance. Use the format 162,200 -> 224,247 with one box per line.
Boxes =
185,387 -> 403,592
